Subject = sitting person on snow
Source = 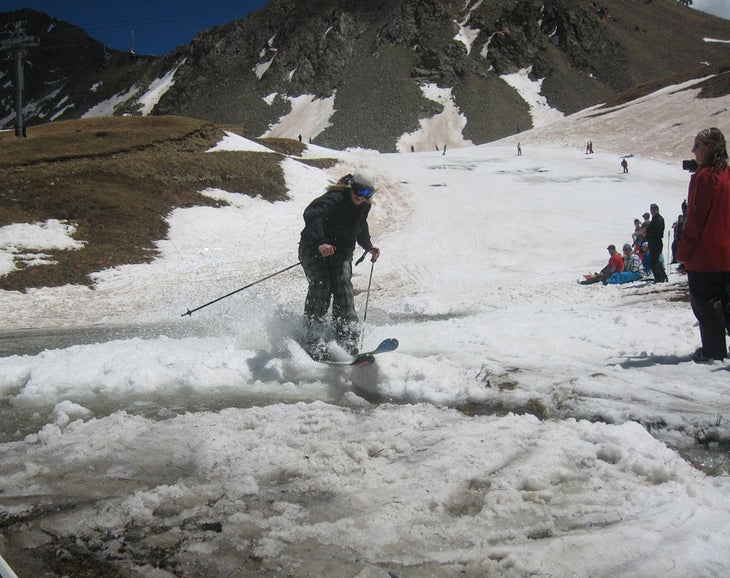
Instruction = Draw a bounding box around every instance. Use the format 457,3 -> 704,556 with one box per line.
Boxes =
605,244 -> 644,284
580,244 -> 624,284
640,241 -> 665,278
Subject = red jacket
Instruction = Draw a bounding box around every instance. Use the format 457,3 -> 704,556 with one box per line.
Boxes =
677,166 -> 730,271
606,251 -> 623,274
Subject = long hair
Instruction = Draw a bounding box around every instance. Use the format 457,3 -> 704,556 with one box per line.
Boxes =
696,127 -> 729,171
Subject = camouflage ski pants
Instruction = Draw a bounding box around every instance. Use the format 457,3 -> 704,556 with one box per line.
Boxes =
299,246 -> 359,353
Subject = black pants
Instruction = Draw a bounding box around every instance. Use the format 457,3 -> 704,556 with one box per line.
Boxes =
299,244 -> 358,353
687,271 -> 730,359
648,239 -> 667,282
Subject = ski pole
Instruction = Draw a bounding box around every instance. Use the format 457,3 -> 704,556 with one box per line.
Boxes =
666,230 -> 671,278
359,258 -> 375,350
181,262 -> 301,317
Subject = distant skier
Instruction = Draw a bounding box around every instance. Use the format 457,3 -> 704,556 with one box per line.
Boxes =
621,158 -> 629,173
517,142 -> 522,156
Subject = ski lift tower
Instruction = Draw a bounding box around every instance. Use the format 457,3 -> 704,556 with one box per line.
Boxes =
0,30 -> 40,137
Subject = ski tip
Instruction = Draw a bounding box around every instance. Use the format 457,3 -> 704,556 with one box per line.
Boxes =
375,338 -> 399,353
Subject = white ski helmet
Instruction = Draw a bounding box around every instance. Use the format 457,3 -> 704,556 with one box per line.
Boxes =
351,170 -> 377,197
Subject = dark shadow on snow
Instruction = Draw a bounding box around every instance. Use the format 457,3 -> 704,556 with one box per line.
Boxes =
614,354 -> 693,368
615,354 -> 729,371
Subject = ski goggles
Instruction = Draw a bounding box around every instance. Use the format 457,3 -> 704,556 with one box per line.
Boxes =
351,181 -> 375,198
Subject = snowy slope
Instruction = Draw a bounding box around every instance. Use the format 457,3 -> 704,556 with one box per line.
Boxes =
0,77 -> 729,576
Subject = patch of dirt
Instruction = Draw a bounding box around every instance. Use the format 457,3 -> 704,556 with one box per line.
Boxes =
0,116 -> 336,292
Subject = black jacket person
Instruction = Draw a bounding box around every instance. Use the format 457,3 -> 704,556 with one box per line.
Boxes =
646,203 -> 668,282
298,170 -> 380,358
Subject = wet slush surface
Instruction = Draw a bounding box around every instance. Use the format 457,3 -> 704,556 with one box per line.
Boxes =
0,322 -> 193,357
1,324 -> 728,477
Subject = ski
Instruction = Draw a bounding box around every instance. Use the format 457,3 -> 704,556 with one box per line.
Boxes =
318,338 -> 399,367
362,337 -> 399,356
321,354 -> 376,367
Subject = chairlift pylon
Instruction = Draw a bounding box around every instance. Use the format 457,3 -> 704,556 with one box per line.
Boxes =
128,29 -> 138,60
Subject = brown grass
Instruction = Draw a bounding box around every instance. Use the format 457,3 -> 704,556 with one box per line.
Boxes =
0,116 -> 336,292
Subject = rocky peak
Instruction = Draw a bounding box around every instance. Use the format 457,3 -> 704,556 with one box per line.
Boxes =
1,1 -> 729,152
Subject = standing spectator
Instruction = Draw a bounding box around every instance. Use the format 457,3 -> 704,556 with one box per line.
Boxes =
646,203 -> 668,282
517,142 -> 522,156
621,158 -> 629,173
677,127 -> 730,363
671,214 -> 684,264
632,218 -> 645,249
640,212 -> 651,239
642,211 -> 651,226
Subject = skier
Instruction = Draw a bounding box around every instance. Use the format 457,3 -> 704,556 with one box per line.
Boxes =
621,158 -> 628,173
298,170 -> 380,360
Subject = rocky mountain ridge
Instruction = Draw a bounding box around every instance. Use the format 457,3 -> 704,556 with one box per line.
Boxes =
1,0 -> 729,152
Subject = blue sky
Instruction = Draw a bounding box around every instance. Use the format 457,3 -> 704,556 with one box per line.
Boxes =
693,0 -> 730,22
1,1 -> 728,56
1,0 -> 269,55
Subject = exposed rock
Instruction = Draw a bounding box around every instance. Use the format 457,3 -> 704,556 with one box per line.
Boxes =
1,0 -> 729,152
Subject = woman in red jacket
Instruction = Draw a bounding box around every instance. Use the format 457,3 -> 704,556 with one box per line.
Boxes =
676,127 -> 730,362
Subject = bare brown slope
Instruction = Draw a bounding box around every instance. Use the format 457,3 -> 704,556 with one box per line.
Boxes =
0,116 -> 323,291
